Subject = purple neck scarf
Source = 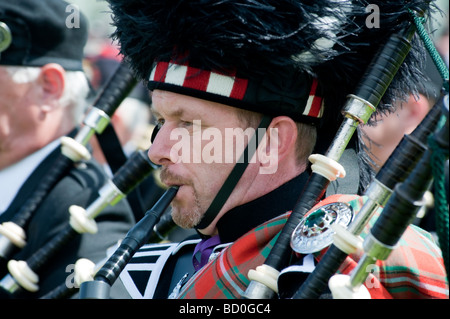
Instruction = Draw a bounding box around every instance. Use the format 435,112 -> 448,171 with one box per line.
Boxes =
192,235 -> 221,271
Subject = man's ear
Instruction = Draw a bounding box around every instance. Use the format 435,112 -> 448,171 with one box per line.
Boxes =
265,116 -> 298,161
38,63 -> 65,110
402,93 -> 431,134
257,116 -> 298,174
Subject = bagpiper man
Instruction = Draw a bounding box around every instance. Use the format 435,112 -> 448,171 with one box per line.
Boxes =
0,0 -> 135,298
104,0 -> 448,299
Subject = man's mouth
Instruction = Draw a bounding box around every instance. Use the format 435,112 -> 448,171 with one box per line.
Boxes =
163,181 -> 183,188
160,168 -> 188,189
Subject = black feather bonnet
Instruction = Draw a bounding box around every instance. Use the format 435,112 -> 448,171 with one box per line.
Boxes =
106,0 -> 435,133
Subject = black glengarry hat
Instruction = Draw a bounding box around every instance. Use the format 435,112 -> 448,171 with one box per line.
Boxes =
0,0 -> 88,71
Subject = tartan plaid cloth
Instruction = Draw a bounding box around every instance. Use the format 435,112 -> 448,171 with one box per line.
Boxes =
176,194 -> 449,299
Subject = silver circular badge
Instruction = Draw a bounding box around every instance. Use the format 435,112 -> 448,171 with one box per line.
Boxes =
0,22 -> 12,53
291,202 -> 354,254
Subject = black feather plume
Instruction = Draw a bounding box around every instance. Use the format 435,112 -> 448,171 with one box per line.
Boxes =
107,0 -> 435,117
108,0 -> 355,77
106,0 -> 438,192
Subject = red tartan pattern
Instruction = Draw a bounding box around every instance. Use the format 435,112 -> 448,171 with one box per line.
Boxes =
177,194 -> 449,299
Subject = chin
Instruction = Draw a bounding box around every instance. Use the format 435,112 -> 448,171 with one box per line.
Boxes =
171,205 -> 204,230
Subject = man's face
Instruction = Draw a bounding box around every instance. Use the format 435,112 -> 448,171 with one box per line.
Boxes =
0,66 -> 38,169
148,90 -> 258,231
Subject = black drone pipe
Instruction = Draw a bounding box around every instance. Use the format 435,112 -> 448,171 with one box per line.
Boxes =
327,97 -> 448,298
292,93 -> 444,299
0,149 -> 157,297
243,19 -> 419,299
79,186 -> 179,299
0,61 -> 137,271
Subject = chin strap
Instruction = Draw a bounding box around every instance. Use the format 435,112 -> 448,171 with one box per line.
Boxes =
195,115 -> 273,230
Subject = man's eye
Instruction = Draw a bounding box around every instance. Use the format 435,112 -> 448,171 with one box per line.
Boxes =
180,120 -> 193,127
151,119 -> 164,143
156,118 -> 165,128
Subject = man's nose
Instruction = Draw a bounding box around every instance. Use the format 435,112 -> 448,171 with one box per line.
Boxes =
148,124 -> 175,166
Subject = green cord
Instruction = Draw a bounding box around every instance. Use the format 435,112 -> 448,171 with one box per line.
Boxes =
410,11 -> 449,93
428,129 -> 449,283
410,10 -> 449,283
